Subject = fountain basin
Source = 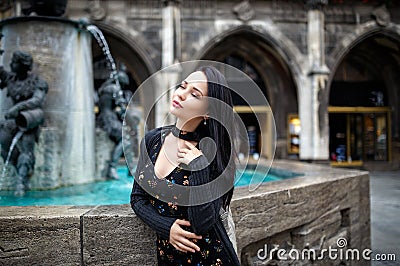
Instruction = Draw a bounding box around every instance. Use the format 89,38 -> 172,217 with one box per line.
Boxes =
0,160 -> 371,265
0,166 -> 302,206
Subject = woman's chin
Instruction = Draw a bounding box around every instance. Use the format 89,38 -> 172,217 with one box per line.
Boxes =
169,108 -> 182,119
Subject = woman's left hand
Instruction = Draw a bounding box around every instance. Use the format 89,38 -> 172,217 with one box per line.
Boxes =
177,141 -> 203,165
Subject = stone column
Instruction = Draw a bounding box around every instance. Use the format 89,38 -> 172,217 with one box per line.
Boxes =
300,0 -> 330,161
156,0 -> 182,127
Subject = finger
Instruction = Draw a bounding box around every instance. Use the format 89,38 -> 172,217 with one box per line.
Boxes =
178,148 -> 189,153
175,219 -> 191,227
184,141 -> 195,149
172,243 -> 187,253
182,231 -> 202,240
179,238 -> 200,252
177,152 -> 186,158
177,158 -> 189,165
177,223 -> 202,239
177,244 -> 195,253
177,157 -> 188,163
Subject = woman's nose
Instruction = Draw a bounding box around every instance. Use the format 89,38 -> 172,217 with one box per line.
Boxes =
176,88 -> 187,100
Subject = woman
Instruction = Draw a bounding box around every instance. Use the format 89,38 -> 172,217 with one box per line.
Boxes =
130,65 -> 240,265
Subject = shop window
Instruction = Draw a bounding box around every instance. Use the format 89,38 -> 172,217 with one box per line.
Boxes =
328,107 -> 391,166
287,114 -> 300,154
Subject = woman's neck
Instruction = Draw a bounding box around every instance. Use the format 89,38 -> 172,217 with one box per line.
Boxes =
175,119 -> 202,132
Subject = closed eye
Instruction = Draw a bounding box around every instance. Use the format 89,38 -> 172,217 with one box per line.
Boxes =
177,81 -> 202,99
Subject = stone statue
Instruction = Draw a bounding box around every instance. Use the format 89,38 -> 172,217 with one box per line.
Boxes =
96,70 -> 129,180
21,0 -> 68,17
123,101 -> 141,177
0,51 -> 49,195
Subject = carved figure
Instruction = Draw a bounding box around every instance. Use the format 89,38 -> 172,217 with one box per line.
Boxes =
96,70 -> 129,180
0,51 -> 48,195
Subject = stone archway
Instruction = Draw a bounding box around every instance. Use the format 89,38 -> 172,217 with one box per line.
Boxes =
91,22 -> 156,85
197,26 -> 299,158
328,27 -> 400,166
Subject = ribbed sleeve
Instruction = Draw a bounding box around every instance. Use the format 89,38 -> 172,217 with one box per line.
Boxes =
187,155 -> 222,236
130,135 -> 177,240
131,181 -> 176,239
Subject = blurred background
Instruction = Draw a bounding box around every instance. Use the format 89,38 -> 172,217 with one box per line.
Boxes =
1,0 -> 398,170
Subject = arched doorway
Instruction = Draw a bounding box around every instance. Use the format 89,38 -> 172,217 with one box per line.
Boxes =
200,29 -> 298,159
329,33 -> 400,166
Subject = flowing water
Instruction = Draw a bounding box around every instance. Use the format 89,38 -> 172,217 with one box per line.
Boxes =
86,25 -> 120,89
1,130 -> 24,181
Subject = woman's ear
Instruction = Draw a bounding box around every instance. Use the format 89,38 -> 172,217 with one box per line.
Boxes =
203,115 -> 209,125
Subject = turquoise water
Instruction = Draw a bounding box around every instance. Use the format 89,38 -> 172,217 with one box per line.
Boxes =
234,169 -> 284,187
0,167 -> 301,206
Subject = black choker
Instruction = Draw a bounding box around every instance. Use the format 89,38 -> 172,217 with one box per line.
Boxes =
171,125 -> 202,142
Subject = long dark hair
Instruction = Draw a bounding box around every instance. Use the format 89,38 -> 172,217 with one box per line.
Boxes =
198,65 -> 236,209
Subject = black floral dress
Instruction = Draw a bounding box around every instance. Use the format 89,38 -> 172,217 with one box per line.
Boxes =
133,128 -> 233,266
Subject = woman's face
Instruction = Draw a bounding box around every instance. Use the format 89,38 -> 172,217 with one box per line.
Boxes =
170,71 -> 208,121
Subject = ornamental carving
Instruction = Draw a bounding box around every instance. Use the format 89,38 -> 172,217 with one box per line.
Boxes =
232,1 -> 255,22
86,0 -> 107,21
306,0 -> 328,10
372,5 -> 390,27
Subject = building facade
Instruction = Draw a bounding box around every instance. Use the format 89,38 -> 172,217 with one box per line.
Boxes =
3,0 -> 400,169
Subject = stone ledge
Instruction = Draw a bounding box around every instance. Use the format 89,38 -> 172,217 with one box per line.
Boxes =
82,205 -> 157,266
0,206 -> 92,265
0,161 -> 370,265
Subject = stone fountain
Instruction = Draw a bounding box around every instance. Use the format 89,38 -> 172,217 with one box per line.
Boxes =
0,16 -> 137,193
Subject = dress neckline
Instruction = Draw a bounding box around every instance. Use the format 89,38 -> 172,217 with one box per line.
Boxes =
152,126 -> 198,180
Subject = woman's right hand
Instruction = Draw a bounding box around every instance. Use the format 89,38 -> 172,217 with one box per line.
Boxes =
170,219 -> 202,253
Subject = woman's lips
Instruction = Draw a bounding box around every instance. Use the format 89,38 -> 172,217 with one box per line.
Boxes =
172,100 -> 183,108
